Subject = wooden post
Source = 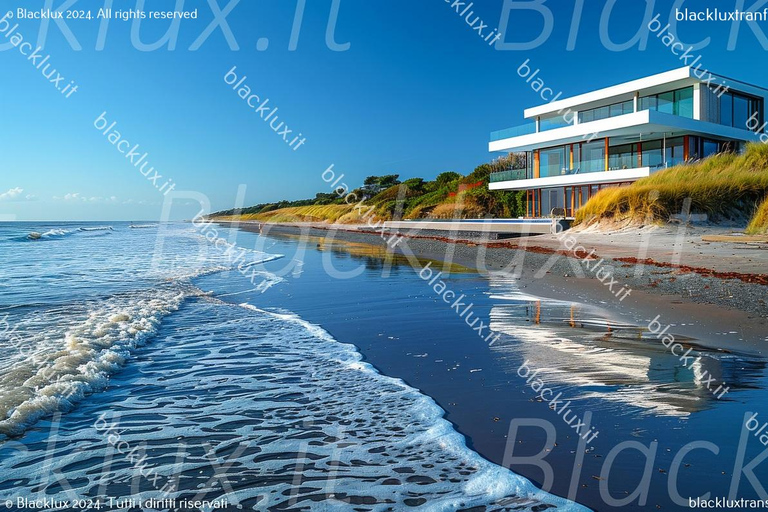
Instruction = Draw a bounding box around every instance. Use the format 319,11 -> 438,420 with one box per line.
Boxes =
528,190 -> 533,217
537,189 -> 542,217
638,141 -> 643,167
604,137 -> 609,171
684,135 -> 690,161
534,150 -> 540,178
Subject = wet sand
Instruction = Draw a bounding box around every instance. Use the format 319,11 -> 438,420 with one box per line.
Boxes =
221,220 -> 768,512
226,220 -> 768,352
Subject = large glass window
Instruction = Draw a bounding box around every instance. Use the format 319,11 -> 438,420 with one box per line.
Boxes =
664,137 -> 685,167
581,141 -> 606,173
677,87 -> 693,117
572,144 -> 581,168
640,95 -> 656,111
608,143 -> 639,170
657,91 -> 674,114
540,146 -> 567,177
578,100 -> 633,123
719,90 -> 763,130
734,95 -> 749,129
639,87 -> 694,118
640,137 -> 685,169
720,93 -> 733,126
540,187 -> 565,216
688,136 -> 700,160
642,140 -> 664,169
702,139 -> 720,157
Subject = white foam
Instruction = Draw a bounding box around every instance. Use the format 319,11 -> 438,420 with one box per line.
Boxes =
0,287 -> 187,437
79,226 -> 113,231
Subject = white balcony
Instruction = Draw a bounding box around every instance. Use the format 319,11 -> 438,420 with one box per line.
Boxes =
489,166 -> 652,191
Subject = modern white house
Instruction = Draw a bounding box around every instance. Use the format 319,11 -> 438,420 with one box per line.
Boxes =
489,66 -> 768,218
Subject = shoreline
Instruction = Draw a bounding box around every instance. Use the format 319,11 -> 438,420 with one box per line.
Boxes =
217,219 -> 768,511
223,220 -> 768,354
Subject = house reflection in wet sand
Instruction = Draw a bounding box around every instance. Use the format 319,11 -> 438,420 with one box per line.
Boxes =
486,274 -> 765,417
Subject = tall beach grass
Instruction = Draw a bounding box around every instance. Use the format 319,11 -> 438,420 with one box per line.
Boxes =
575,143 -> 768,232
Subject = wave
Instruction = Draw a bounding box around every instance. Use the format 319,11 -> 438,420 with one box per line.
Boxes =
26,229 -> 74,240
0,298 -> 587,510
233,303 -> 586,510
23,226 -> 112,241
0,285 -> 191,438
237,254 -> 284,268
79,226 -> 113,231
128,224 -> 157,229
0,257 -> 283,437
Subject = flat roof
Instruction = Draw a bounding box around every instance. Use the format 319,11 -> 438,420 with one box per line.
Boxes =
524,67 -> 768,119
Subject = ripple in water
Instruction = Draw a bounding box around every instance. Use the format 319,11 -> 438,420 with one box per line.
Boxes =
0,298 -> 586,511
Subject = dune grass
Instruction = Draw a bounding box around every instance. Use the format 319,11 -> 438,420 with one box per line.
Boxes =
210,154 -> 528,225
216,204 -> 357,224
746,196 -> 768,234
575,143 -> 768,228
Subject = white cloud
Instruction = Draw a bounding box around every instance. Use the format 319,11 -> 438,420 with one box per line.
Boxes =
0,187 -> 24,201
56,193 -> 119,203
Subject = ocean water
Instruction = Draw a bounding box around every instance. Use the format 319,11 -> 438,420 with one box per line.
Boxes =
0,222 -> 585,511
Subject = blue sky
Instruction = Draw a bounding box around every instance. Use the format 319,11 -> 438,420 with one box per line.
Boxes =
1,0 -> 767,221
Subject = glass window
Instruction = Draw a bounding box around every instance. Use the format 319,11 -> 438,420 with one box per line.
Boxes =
720,93 -> 733,126
608,143 -> 638,170
579,100 -> 634,123
640,96 -> 656,111
675,87 -> 693,118
581,141 -> 605,173
717,91 -> 763,129
642,140 -> 663,169
664,137 -> 685,167
657,91 -> 674,114
545,188 -> 564,215
540,190 -> 551,216
639,87 -> 693,117
579,186 -> 589,207
702,139 -> 719,157
540,146 -> 567,177
688,136 -> 700,160
733,95 -> 749,130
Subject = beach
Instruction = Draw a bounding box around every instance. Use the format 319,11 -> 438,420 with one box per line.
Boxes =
1,220 -> 767,511
0,221 -> 587,511
226,220 -> 768,511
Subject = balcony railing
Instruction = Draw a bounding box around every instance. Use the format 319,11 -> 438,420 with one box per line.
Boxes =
489,168 -> 528,183
490,123 -> 536,142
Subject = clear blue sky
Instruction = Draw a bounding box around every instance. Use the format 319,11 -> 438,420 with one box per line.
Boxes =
1,0 -> 766,220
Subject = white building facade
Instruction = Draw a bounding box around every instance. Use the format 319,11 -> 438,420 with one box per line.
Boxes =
489,67 -> 768,218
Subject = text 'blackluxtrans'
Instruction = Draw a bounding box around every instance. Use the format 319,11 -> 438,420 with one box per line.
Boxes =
224,66 -> 306,152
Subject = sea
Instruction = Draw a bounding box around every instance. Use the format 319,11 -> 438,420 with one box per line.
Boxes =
0,221 -> 587,511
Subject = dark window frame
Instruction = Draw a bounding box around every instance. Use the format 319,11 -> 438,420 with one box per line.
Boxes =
718,89 -> 764,131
